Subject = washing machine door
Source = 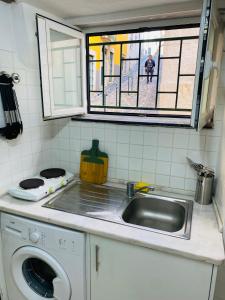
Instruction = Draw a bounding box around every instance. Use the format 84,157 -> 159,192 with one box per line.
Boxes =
11,246 -> 71,300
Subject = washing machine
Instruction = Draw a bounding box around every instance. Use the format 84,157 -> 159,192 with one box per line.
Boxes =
1,213 -> 86,300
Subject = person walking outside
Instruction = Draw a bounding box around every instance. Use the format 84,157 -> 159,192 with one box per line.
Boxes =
145,55 -> 155,83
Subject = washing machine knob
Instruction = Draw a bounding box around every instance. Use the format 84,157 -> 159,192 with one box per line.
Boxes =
29,231 -> 41,243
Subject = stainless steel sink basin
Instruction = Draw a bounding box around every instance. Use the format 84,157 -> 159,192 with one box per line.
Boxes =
44,182 -> 193,240
122,195 -> 193,239
123,197 -> 185,232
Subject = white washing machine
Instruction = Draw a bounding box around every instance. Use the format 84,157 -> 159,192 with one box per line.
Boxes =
1,213 -> 86,300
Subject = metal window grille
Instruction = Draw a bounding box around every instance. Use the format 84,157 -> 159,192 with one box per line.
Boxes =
87,25 -> 200,119
89,54 -> 94,90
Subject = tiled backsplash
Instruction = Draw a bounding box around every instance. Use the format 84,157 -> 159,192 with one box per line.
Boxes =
1,1 -> 224,198
51,83 -> 225,194
51,47 -> 225,194
51,46 -> 225,194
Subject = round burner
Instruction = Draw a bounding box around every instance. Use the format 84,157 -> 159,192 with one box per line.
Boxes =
40,168 -> 66,179
20,178 -> 44,190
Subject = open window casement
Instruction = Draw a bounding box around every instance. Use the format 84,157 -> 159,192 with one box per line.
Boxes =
191,0 -> 223,130
36,15 -> 87,120
36,2 -> 223,126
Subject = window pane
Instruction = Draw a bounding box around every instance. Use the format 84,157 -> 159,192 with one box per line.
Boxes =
89,61 -> 103,91
160,40 -> 181,57
162,27 -> 200,38
177,76 -> 195,109
157,93 -> 176,109
105,77 -> 120,107
180,39 -> 198,74
89,28 -> 199,44
121,60 -> 138,92
53,78 -> 64,106
158,59 -> 179,92
89,34 -> 122,44
90,107 -> 105,112
122,43 -> 139,59
140,42 -> 159,75
89,45 -> 103,60
90,92 -> 103,106
121,93 -> 137,107
87,26 -> 199,117
139,77 -> 157,108
50,29 -> 82,109
104,44 -> 120,76
103,108 -> 190,115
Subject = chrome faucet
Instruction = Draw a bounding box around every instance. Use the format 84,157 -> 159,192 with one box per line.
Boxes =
126,181 -> 155,199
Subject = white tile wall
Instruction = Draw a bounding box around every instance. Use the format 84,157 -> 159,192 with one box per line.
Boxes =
49,42 -> 225,197
0,2 -> 224,300
0,2 -> 54,191
51,72 -> 225,193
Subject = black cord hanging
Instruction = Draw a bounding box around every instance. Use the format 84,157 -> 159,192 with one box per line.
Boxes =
0,73 -> 23,140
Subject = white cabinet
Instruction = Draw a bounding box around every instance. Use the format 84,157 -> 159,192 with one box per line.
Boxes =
90,235 -> 214,300
36,15 -> 87,120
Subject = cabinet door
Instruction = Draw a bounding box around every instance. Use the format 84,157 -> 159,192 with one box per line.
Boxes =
36,15 -> 87,119
90,235 -> 213,300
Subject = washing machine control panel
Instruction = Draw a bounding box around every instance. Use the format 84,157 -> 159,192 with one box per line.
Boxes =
29,231 -> 41,243
1,213 -> 85,256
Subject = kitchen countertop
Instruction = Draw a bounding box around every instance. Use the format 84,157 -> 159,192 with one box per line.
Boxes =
0,181 -> 224,265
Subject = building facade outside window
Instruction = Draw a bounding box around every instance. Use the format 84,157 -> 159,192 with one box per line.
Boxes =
87,25 -> 200,119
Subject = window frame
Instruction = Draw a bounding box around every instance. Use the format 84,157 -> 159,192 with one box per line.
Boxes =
36,1 -> 221,129
36,14 -> 87,120
86,23 -> 200,120
191,0 -> 221,130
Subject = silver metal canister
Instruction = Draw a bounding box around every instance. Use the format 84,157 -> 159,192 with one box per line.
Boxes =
195,171 -> 214,205
187,157 -> 215,205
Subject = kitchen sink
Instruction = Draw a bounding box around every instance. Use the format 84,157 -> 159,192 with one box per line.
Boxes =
122,195 -> 193,239
123,197 -> 185,232
44,182 -> 193,239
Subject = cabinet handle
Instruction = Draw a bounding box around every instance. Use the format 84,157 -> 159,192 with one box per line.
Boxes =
95,245 -> 100,272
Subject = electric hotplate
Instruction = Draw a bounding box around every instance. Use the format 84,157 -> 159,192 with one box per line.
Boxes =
8,170 -> 74,201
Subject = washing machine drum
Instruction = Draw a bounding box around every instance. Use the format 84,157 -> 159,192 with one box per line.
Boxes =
11,246 -> 71,300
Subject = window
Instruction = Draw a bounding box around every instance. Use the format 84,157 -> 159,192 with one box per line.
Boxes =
87,25 -> 200,119
37,0 -> 223,129
36,14 -> 86,119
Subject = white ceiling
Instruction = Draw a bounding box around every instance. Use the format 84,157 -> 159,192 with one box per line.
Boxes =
18,0 -> 195,18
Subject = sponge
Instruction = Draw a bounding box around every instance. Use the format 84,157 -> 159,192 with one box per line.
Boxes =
134,182 -> 151,193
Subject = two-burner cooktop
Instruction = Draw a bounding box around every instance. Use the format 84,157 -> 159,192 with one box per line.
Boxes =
8,168 -> 74,201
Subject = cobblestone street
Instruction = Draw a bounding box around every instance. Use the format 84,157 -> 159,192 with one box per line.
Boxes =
91,76 -> 157,110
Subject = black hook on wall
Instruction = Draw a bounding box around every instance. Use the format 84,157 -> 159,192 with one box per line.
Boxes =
0,71 -> 20,85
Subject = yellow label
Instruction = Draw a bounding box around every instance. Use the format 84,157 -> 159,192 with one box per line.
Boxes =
60,180 -> 65,187
48,187 -> 54,194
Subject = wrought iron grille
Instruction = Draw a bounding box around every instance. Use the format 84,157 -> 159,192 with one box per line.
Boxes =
87,25 -> 200,118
